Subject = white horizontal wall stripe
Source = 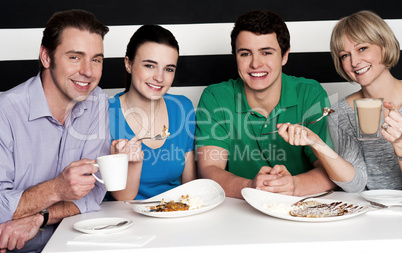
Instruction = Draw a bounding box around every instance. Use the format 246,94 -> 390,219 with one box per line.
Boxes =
0,28 -> 42,61
288,21 -> 336,53
2,19 -> 402,61
103,23 -> 234,58
162,23 -> 234,56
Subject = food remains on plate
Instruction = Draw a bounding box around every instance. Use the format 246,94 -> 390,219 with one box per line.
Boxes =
265,200 -> 364,218
150,195 -> 203,212
151,199 -> 189,212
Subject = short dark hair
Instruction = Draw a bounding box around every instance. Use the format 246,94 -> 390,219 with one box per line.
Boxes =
230,9 -> 290,57
124,24 -> 179,92
39,9 -> 109,71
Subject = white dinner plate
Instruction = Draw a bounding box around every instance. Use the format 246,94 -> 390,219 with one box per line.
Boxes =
132,179 -> 225,218
241,188 -> 368,222
360,190 -> 402,205
73,217 -> 133,234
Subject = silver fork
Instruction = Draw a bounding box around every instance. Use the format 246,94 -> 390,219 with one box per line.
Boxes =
292,190 -> 334,206
138,134 -> 166,141
369,201 -> 402,209
261,107 -> 335,135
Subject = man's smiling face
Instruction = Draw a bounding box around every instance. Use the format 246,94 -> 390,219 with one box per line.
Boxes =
235,31 -> 289,92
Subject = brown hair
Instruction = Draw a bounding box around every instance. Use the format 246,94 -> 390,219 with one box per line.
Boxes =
39,9 -> 109,71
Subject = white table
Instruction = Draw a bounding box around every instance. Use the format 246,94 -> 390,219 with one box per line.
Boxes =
42,192 -> 402,253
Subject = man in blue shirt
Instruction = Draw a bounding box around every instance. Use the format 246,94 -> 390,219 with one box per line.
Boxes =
0,9 -> 110,252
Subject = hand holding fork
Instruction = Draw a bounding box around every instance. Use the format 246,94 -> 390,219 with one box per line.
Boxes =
262,107 -> 335,135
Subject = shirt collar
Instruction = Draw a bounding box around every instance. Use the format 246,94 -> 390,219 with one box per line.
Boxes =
28,74 -> 52,121
28,73 -> 87,123
278,73 -> 298,108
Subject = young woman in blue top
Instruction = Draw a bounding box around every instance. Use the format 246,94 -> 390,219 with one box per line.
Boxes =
108,25 -> 196,200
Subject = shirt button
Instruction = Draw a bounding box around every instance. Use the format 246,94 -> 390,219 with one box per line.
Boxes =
264,124 -> 267,128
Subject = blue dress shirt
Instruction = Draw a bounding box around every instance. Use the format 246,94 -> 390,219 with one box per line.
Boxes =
0,74 -> 110,251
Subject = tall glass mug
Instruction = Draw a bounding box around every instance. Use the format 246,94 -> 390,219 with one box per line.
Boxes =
353,98 -> 384,140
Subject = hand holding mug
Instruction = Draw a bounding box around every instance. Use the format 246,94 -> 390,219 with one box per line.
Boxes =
382,102 -> 402,154
55,159 -> 98,202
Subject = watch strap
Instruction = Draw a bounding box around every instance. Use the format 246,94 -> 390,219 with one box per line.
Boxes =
40,209 -> 49,228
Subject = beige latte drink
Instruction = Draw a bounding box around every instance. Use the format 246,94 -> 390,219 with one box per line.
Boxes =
356,100 -> 382,134
354,98 -> 383,140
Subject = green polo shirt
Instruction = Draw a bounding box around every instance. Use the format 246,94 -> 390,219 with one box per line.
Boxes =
195,73 -> 332,180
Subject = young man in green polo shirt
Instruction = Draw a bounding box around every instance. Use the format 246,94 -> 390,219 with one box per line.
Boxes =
195,9 -> 336,199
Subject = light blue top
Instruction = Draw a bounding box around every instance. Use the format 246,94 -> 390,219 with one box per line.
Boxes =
0,74 -> 110,250
109,92 -> 195,199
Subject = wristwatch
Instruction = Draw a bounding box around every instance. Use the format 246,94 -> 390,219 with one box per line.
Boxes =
39,209 -> 49,228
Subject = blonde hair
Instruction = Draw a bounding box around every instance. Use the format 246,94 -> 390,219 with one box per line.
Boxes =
330,10 -> 400,82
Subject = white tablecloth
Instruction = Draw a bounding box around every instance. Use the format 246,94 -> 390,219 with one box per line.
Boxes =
42,191 -> 402,253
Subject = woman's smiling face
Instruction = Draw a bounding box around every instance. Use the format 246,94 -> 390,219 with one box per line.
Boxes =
126,42 -> 178,100
339,35 -> 387,86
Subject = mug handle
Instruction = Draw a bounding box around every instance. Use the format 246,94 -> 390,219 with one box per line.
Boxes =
92,164 -> 104,184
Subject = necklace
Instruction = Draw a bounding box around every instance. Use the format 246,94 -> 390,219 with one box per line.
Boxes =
124,95 -> 160,136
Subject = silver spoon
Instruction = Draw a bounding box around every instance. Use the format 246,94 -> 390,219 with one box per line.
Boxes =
292,190 -> 334,206
369,201 -> 402,209
262,107 -> 335,135
92,220 -> 128,230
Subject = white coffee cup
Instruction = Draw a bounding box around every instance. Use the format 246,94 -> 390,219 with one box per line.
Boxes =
92,154 -> 128,191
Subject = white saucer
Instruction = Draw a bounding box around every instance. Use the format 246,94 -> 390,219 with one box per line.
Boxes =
73,217 -> 133,234
360,190 -> 402,205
